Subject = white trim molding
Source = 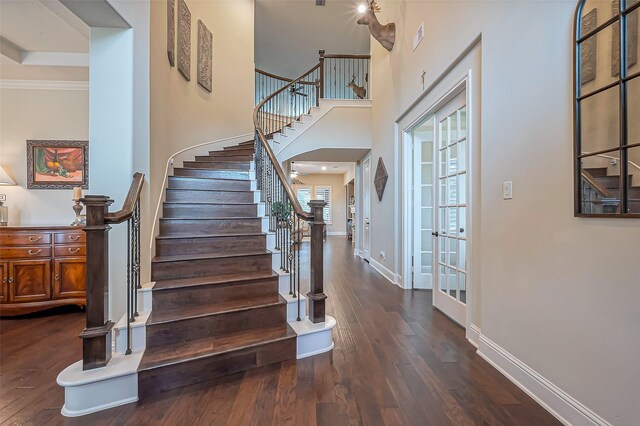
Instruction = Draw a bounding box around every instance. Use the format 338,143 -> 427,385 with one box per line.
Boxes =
477,334 -> 612,426
467,323 -> 481,348
0,80 -> 89,91
369,258 -> 401,287
21,52 -> 89,67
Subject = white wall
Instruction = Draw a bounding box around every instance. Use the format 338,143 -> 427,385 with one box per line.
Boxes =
89,26 -> 135,321
369,0 -> 640,424
150,0 -> 255,249
0,87 -> 89,226
276,105 -> 372,162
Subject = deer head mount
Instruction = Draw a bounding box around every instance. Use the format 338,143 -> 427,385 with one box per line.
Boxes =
347,74 -> 367,99
357,0 -> 395,52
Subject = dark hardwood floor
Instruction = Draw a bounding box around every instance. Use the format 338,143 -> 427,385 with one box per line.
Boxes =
0,237 -> 560,425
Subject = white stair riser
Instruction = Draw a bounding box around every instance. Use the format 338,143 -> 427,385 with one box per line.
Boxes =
278,271 -> 292,294
285,297 -> 306,321
114,323 -> 146,354
288,315 -> 337,360
297,329 -> 334,359
266,232 -> 276,250
61,372 -> 138,417
138,287 -> 152,313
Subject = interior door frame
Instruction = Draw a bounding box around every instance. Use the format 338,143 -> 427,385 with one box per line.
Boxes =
401,71 -> 475,328
361,153 -> 372,261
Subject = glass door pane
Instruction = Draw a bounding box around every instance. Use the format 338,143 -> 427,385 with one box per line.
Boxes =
412,116 -> 435,289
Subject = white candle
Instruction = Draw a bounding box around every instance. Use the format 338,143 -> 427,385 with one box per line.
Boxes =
73,187 -> 82,201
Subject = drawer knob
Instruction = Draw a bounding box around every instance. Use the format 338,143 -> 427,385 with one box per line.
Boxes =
9,277 -> 13,283
28,235 -> 42,242
2,278 -> 6,284
69,235 -> 81,241
55,275 -> 60,281
67,248 -> 81,254
28,249 -> 42,256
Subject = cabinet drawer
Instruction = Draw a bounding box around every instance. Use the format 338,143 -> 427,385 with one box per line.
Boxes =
0,246 -> 52,258
54,245 -> 86,257
54,232 -> 86,245
0,233 -> 52,246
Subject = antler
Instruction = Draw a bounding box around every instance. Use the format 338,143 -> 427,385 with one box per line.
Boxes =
370,0 -> 382,13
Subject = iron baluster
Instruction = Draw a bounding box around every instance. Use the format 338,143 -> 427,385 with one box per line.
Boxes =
296,215 -> 301,322
126,216 -> 132,355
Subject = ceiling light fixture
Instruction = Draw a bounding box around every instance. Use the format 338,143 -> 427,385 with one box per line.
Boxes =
290,162 -> 298,178
357,4 -> 367,13
322,166 -> 327,171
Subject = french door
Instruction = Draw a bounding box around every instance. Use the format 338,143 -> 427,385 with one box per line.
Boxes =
412,116 -> 435,289
433,92 -> 467,326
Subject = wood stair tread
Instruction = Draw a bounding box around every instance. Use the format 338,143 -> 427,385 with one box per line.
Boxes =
164,201 -> 259,206
169,175 -> 251,182
153,271 -> 278,291
188,160 -> 251,164
148,294 -> 285,325
159,216 -> 261,221
139,324 -> 296,371
152,250 -> 271,263
174,167 -> 251,174
155,232 -> 265,240
166,187 -> 253,193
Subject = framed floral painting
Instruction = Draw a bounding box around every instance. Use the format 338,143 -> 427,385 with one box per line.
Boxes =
26,140 -> 89,189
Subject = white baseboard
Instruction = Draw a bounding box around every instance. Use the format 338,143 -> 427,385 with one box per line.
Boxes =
369,258 -> 400,286
467,323 -> 481,348
326,231 -> 347,236
477,334 -> 612,426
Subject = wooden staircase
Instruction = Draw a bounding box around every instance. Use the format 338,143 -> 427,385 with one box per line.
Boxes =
138,140 -> 296,397
584,167 -> 640,212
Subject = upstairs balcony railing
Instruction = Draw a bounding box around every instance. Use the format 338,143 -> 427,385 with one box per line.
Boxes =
255,50 -> 371,107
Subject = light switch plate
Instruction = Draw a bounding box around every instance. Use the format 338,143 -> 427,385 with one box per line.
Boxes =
503,181 -> 513,200
0,194 -> 6,202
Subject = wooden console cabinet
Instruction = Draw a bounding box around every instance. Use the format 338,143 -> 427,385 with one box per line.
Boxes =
0,226 -> 86,316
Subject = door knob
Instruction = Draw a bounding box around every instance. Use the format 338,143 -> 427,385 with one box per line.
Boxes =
460,228 -> 465,233
431,231 -> 439,237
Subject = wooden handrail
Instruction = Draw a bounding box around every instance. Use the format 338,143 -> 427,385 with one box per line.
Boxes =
255,68 -> 318,86
253,64 -> 321,221
581,170 -> 612,198
323,53 -> 371,59
255,68 -> 292,82
105,172 -> 145,224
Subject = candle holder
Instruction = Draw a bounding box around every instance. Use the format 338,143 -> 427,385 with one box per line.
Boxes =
70,199 -> 86,227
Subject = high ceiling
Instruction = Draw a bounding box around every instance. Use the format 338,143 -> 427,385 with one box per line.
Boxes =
255,0 -> 370,78
0,0 -> 89,81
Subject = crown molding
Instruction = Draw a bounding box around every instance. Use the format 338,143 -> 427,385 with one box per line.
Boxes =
0,80 -> 89,91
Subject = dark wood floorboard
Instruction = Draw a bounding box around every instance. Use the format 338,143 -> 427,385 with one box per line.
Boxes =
0,237 -> 560,425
